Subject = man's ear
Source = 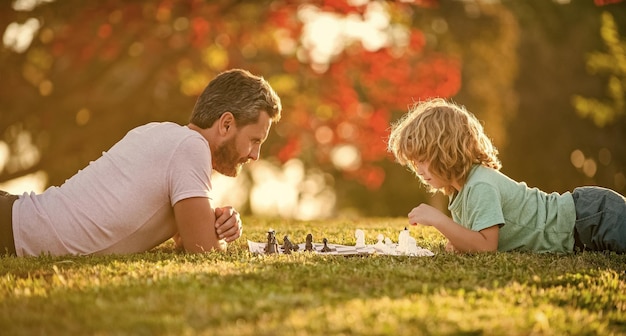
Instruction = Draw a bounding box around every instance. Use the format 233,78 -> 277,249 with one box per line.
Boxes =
218,112 -> 235,135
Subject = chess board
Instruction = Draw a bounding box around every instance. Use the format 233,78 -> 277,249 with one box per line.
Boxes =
247,240 -> 434,257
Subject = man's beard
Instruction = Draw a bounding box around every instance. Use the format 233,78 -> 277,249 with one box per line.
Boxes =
213,136 -> 246,177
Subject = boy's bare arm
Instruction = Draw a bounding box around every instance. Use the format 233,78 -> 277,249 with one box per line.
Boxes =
437,224 -> 499,253
408,203 -> 499,252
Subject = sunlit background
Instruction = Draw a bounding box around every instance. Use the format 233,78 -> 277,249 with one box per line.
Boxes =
1,0 -> 625,219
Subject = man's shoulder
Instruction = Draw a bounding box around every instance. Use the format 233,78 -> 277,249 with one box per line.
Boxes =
131,122 -> 203,141
134,121 -> 184,132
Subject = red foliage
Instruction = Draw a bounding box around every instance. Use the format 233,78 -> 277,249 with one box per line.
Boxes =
18,0 -> 459,191
594,0 -> 624,5
276,137 -> 302,163
191,17 -> 211,48
320,0 -> 367,15
259,1 -> 460,189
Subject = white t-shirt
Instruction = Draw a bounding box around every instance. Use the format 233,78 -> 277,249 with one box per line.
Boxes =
12,122 -> 213,256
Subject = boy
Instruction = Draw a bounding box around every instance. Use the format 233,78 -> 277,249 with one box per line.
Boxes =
387,98 -> 626,253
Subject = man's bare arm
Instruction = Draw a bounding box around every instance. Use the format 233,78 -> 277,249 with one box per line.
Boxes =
173,197 -> 226,253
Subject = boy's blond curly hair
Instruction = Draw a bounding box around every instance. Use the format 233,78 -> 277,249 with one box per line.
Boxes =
387,98 -> 501,195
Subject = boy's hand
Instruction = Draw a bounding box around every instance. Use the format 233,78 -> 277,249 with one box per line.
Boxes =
214,206 -> 243,242
408,203 -> 448,227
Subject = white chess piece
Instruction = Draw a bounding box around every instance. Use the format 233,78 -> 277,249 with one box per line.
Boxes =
404,236 -> 435,256
406,236 -> 419,256
374,233 -> 386,252
397,228 -> 410,255
355,229 -> 366,248
384,237 -> 395,254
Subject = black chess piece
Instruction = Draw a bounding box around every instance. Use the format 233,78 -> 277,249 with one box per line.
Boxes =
305,233 -> 314,251
282,235 -> 293,254
283,235 -> 299,253
264,229 -> 279,254
321,237 -> 331,252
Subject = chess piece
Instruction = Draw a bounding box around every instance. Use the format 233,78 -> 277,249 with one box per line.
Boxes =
397,227 -> 410,255
305,233 -> 314,251
355,229 -> 366,248
264,229 -> 273,253
374,233 -> 386,252
264,229 -> 279,254
282,235 -> 293,254
321,238 -> 331,252
282,235 -> 299,254
384,237 -> 395,254
406,236 -> 419,256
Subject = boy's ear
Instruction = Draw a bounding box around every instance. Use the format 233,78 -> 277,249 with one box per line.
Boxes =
218,112 -> 235,135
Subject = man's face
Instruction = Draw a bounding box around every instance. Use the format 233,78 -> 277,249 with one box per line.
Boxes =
213,111 -> 272,177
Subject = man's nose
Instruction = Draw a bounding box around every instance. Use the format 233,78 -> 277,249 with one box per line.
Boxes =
249,147 -> 261,161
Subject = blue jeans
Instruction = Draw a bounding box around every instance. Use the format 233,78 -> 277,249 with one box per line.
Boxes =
572,186 -> 626,253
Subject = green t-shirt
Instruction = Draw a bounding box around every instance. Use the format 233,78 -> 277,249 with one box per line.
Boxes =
448,165 -> 576,253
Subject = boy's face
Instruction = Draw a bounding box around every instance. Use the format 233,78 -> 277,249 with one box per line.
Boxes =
415,160 -> 447,190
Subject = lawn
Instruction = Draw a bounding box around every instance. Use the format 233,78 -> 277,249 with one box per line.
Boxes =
1,217 -> 625,335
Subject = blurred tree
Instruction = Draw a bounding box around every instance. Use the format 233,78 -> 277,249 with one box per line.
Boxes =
570,10 -> 626,192
7,0 -> 601,217
501,0 -> 625,196
0,0 -> 465,216
331,1 -> 520,215
573,12 -> 625,128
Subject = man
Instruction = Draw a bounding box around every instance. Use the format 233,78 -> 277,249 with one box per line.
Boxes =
0,69 -> 282,256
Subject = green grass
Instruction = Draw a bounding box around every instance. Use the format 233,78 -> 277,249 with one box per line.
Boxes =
1,217 -> 625,335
